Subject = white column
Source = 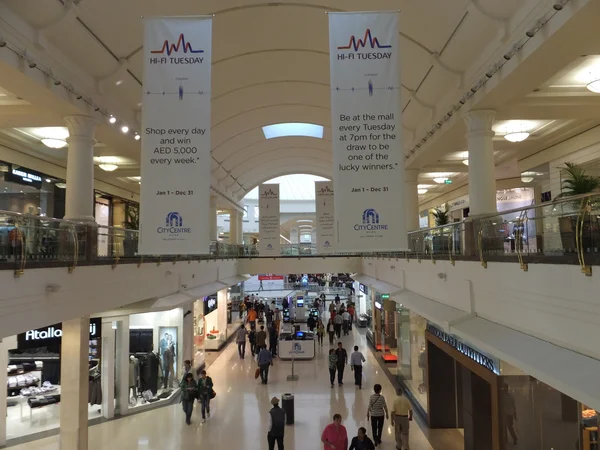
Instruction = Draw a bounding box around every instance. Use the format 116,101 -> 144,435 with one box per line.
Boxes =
209,196 -> 218,241
114,316 -> 130,416
236,210 -> 244,244
60,317 -> 90,450
0,338 -> 8,447
229,210 -> 240,244
464,110 -> 497,217
64,115 -> 97,222
405,169 -> 420,232
101,320 -> 115,419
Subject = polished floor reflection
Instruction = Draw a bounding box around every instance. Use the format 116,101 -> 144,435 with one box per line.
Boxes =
9,327 -> 463,450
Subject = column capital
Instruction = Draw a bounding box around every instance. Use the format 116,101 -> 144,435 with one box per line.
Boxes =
463,109 -> 496,135
64,115 -> 97,140
404,168 -> 420,183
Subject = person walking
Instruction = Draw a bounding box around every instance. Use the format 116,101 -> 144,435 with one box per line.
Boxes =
327,319 -> 336,345
334,312 -> 343,338
349,427 -> 375,450
179,372 -> 197,425
248,328 -> 257,357
267,396 -> 286,450
197,370 -> 214,423
236,325 -> 248,359
335,342 -> 348,386
328,348 -> 338,388
316,319 -> 325,346
182,359 -> 196,381
367,384 -> 389,446
248,307 -> 258,331
307,314 -> 316,332
259,279 -> 264,291
391,389 -> 413,450
256,325 -> 268,350
342,309 -> 351,336
350,346 -> 366,389
269,325 -> 278,357
321,414 -> 349,450
257,345 -> 273,384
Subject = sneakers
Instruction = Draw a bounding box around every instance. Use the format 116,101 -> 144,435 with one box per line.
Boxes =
201,418 -> 206,423
331,384 -> 334,388
207,411 -> 211,418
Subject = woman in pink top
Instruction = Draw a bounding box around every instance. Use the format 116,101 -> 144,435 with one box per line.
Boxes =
321,414 -> 348,450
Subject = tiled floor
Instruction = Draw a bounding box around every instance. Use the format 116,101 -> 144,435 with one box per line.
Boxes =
8,326 -> 464,450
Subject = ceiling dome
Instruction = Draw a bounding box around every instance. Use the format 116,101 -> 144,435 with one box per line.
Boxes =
244,174 -> 329,201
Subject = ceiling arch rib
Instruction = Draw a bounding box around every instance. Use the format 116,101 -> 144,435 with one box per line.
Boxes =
212,80 -> 329,102
219,145 -> 331,174
212,103 -> 330,131
228,149 -> 332,180
240,164 -> 332,197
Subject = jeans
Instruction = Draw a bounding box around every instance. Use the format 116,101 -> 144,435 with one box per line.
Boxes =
250,342 -> 256,356
329,367 -> 336,385
371,415 -> 385,445
317,333 -> 323,345
334,324 -> 342,338
270,341 -> 277,357
328,331 -> 335,345
343,320 -> 350,335
250,320 -> 256,331
237,341 -> 246,358
353,365 -> 363,387
199,393 -> 210,419
260,364 -> 270,383
267,434 -> 284,450
337,365 -> 345,384
182,399 -> 194,423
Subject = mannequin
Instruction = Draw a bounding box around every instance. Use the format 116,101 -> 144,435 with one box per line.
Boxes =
129,355 -> 139,398
162,347 -> 173,389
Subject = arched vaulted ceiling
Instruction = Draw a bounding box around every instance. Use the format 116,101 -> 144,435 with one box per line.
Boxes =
4,0 -> 529,200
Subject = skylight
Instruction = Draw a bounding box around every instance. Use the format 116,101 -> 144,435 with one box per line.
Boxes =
262,123 -> 324,140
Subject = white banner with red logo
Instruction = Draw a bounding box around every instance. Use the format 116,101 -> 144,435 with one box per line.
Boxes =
258,184 -> 280,256
329,12 -> 407,251
315,181 -> 335,253
139,16 -> 212,255
258,274 -> 285,281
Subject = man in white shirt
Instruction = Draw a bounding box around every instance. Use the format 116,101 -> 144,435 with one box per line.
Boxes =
391,389 -> 413,450
342,310 -> 351,335
350,345 -> 366,389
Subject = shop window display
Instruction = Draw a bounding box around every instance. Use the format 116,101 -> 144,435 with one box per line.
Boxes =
394,310 -> 428,413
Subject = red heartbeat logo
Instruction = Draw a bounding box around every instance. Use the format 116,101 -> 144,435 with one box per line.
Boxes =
151,34 -> 204,56
338,29 -> 391,51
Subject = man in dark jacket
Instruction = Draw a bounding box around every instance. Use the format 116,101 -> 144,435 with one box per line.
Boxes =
267,396 -> 286,450
349,426 -> 375,450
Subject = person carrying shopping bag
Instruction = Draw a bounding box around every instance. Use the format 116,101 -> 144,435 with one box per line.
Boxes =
179,372 -> 197,425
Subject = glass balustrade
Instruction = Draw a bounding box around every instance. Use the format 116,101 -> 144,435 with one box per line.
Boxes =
0,192 -> 598,273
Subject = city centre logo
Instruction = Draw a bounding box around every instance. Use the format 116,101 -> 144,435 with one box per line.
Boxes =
323,240 -> 331,248
157,212 -> 191,235
354,208 -> 388,232
149,33 -> 204,65
292,343 -> 305,354
337,29 -> 392,61
260,188 -> 278,198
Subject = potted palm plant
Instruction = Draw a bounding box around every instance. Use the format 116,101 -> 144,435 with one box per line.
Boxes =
122,204 -> 139,257
431,208 -> 450,254
556,162 -> 600,252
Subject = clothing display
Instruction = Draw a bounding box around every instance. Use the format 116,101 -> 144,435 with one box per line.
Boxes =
27,394 -> 61,409
140,352 -> 160,394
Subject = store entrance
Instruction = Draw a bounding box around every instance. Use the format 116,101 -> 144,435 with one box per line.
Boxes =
427,331 -> 499,450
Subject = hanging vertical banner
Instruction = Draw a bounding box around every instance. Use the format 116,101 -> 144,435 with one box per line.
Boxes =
139,16 -> 212,255
258,184 -> 280,256
290,227 -> 299,244
315,181 -> 335,253
329,12 -> 407,251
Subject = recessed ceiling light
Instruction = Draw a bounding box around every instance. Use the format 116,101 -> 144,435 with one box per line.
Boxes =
433,177 -> 449,184
418,189 -> 428,194
134,134 -> 141,141
94,156 -> 122,164
109,116 -> 116,124
262,123 -> 324,139
115,80 -> 123,86
41,138 -> 68,149
586,79 -> 600,93
99,164 -> 118,172
504,132 -> 530,143
55,183 -> 66,189
297,219 -> 313,223
121,125 -> 129,134
462,159 -> 469,166
45,178 -> 51,183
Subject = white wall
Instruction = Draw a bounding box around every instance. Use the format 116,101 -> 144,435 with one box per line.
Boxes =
364,257 -> 600,361
0,258 -> 238,340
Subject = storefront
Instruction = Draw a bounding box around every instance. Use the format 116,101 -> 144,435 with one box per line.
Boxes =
425,322 -> 582,450
2,307 -> 185,442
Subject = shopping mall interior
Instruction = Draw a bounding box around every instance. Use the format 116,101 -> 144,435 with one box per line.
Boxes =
1,0 -> 600,449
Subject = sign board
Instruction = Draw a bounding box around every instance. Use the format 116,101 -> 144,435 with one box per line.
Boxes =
17,318 -> 102,351
315,181 -> 335,253
258,184 -> 280,256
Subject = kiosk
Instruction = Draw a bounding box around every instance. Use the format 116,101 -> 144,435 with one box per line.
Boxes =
294,295 -> 306,323
278,330 -> 316,360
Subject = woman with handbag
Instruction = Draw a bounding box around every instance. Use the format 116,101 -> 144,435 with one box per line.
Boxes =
197,369 -> 214,423
179,372 -> 197,425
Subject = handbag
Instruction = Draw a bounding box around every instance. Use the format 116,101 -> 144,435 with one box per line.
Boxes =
210,389 -> 216,399
254,368 -> 260,379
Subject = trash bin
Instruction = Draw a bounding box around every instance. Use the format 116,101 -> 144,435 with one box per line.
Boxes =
282,393 -> 294,425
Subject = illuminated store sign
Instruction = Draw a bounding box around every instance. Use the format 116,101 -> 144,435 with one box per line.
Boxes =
12,169 -> 41,183
4,165 -> 44,189
17,318 -> 102,350
426,323 -> 499,374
